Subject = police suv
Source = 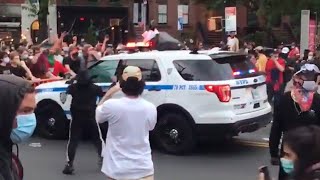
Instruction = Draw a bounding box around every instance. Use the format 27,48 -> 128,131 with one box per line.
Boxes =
35,49 -> 272,154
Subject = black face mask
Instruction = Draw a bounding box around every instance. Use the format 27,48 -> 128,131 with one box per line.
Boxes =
72,53 -> 79,59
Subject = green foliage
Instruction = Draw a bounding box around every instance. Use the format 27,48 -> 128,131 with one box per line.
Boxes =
21,0 -> 39,17
85,24 -> 97,45
195,0 -> 320,27
243,31 -> 269,45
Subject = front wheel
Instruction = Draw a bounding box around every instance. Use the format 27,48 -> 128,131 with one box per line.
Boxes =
35,104 -> 69,140
153,113 -> 196,155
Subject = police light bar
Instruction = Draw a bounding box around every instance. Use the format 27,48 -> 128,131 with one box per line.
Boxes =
125,42 -> 150,48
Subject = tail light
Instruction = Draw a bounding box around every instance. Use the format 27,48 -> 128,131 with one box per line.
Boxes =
205,85 -> 231,102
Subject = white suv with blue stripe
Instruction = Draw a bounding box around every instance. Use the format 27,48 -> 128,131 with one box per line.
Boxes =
35,50 -> 272,154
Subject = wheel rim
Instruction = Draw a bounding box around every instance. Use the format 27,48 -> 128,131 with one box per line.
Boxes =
46,117 -> 58,136
38,114 -> 58,137
158,120 -> 185,147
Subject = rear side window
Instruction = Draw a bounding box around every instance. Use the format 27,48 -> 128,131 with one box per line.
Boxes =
89,60 -> 119,83
173,55 -> 257,81
123,59 -> 161,82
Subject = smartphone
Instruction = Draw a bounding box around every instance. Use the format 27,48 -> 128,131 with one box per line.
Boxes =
259,166 -> 271,180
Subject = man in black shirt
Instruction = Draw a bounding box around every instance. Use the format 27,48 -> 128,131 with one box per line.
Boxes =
9,51 -> 28,79
269,64 -> 320,180
63,69 -> 104,175
63,46 -> 81,75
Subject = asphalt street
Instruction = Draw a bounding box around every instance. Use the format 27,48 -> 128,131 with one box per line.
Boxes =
19,125 -> 277,180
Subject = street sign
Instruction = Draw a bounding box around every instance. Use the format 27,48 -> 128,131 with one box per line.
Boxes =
300,10 -> 310,56
225,7 -> 237,33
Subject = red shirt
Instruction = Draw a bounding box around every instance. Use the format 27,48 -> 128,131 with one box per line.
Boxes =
288,47 -> 299,59
50,61 -> 68,76
29,53 -> 50,79
265,58 -> 285,91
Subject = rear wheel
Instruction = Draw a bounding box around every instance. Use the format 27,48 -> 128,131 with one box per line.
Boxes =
154,112 -> 196,155
35,103 -> 69,140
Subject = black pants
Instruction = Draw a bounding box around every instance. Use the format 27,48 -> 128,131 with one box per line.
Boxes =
66,110 -> 103,164
267,84 -> 282,107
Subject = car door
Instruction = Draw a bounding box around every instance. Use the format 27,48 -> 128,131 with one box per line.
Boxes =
122,58 -> 168,107
88,59 -> 120,93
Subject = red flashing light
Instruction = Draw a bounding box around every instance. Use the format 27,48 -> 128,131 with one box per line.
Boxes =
205,85 -> 231,102
79,17 -> 85,21
125,42 -> 151,48
126,42 -> 136,48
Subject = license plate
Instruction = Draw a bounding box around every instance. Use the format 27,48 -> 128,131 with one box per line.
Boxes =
251,89 -> 260,99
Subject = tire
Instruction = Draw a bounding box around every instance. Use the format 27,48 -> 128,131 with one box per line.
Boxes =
35,103 -> 69,140
154,112 -> 196,155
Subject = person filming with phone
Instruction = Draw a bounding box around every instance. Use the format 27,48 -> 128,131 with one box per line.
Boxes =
269,64 -> 320,180
260,126 -> 320,180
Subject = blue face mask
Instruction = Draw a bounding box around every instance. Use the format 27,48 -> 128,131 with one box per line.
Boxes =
281,158 -> 294,174
10,113 -> 37,144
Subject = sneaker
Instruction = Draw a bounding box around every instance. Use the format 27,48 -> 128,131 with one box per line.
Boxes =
62,163 -> 74,175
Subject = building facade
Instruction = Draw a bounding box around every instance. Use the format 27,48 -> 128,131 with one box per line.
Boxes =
0,0 -> 248,46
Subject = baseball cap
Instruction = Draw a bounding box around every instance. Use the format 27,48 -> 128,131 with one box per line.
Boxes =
294,64 -> 320,91
281,47 -> 290,54
254,46 -> 263,51
122,66 -> 142,81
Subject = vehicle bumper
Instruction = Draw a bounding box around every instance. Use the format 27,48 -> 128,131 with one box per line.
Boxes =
195,112 -> 272,137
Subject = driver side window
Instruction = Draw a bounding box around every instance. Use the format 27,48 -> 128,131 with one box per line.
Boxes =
89,60 -> 120,83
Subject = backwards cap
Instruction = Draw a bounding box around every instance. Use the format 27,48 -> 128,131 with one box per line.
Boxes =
122,66 -> 142,81
294,64 -> 320,91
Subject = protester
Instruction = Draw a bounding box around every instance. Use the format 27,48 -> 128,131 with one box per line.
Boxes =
63,69 -> 104,175
8,51 -> 31,79
260,126 -> 320,180
281,125 -> 320,180
288,42 -> 300,59
254,46 -> 268,73
265,51 -> 286,105
82,44 -> 101,67
63,46 -> 83,75
28,48 -> 57,79
281,47 -> 295,93
226,31 -> 239,52
96,66 -> 157,180
0,51 -> 11,74
269,64 -> 320,180
248,50 -> 257,65
0,75 -> 37,180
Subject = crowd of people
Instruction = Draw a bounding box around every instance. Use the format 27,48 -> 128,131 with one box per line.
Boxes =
2,30 -> 320,180
0,32 -> 116,81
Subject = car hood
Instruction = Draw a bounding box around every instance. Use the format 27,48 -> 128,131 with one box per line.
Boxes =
36,80 -> 68,90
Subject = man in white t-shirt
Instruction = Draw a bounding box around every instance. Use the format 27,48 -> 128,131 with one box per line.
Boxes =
96,66 -> 157,180
227,31 -> 239,52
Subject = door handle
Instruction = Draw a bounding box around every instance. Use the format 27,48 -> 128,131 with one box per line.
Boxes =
148,87 -> 161,91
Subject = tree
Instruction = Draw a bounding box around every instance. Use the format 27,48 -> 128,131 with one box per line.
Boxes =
38,0 -> 50,43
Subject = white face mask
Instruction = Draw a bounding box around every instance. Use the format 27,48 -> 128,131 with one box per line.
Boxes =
21,54 -> 29,60
308,55 -> 313,60
62,47 -> 69,52
3,57 -> 10,64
